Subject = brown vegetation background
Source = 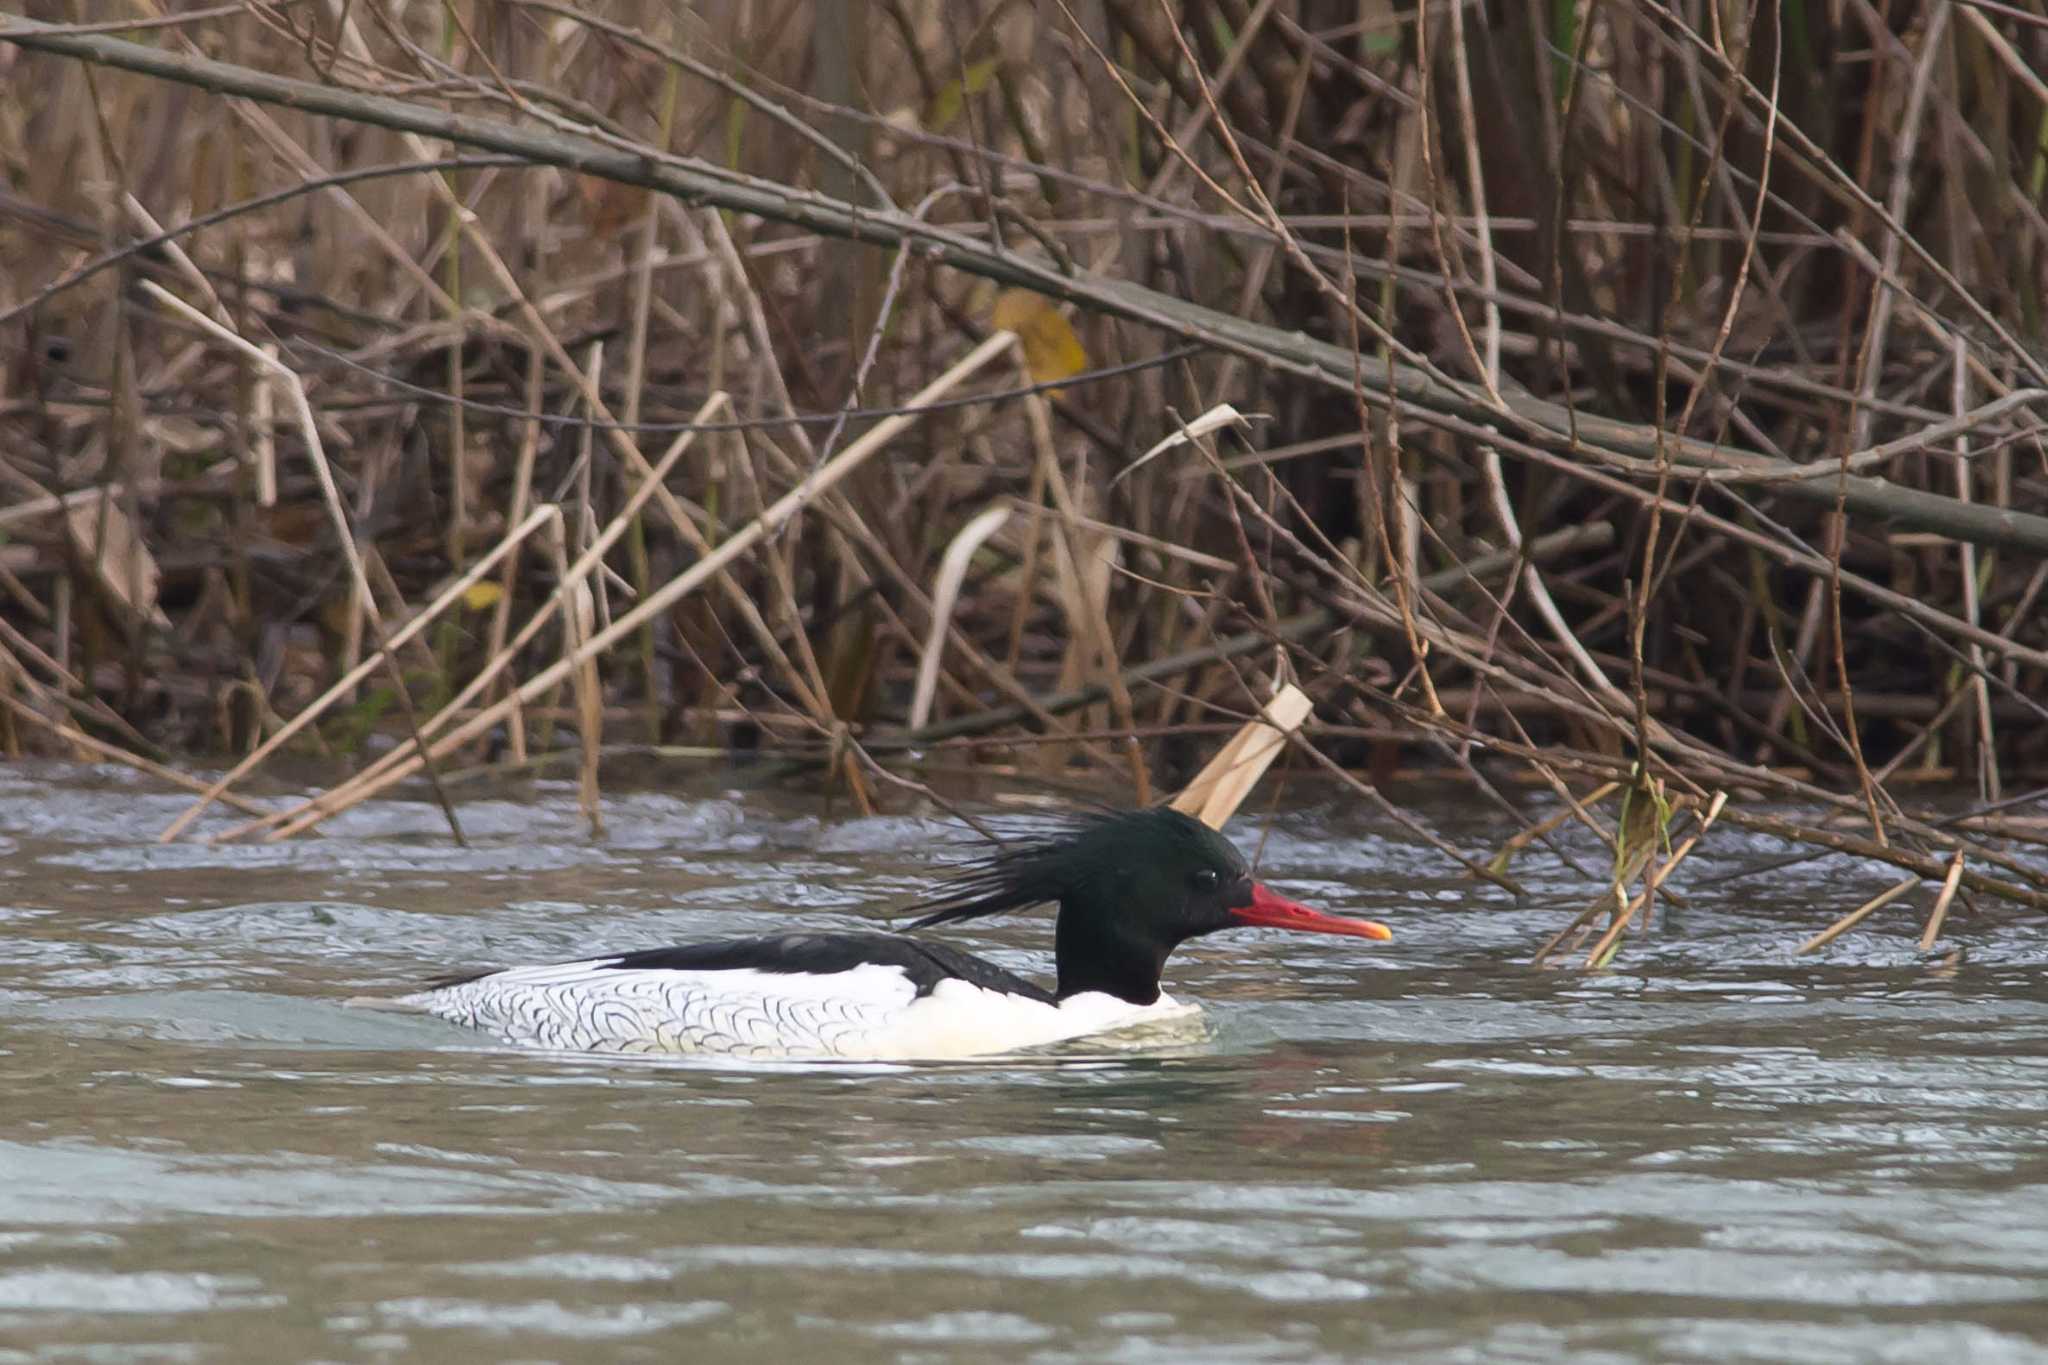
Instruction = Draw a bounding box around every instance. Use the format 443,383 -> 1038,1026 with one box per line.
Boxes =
2,1 -> 2046,940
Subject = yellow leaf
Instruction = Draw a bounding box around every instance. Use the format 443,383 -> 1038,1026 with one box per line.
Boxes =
924,57 -> 1001,131
461,581 -> 504,611
992,289 -> 1087,390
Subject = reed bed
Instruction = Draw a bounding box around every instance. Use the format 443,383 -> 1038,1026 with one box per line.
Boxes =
2,1 -> 2046,956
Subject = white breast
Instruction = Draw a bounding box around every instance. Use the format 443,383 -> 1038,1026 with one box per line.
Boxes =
869,982 -> 1201,1059
403,961 -> 1202,1061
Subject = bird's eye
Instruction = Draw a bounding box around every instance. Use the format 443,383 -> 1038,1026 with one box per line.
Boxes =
1191,868 -> 1220,891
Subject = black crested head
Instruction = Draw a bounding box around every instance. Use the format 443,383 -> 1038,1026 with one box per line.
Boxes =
904,807 -> 1246,932
904,806 -> 1393,1006
906,807 -> 1253,1004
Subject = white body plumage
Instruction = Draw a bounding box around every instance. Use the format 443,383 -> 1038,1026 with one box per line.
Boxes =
401,958 -> 1201,1061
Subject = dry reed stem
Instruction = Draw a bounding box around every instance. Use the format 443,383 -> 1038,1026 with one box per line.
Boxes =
489,348 -> 546,765
690,209 -> 841,727
909,504 -> 1012,734
1485,781 -> 1622,874
0,487 -> 135,536
1918,852 -> 1966,952
1951,339 -> 1997,802
1022,374 -> 1128,777
1796,876 -> 1920,956
1530,897 -> 1611,968
1851,2 -> 1951,455
137,279 -> 467,836
1529,792 -> 1722,967
1036,502 -> 1234,573
562,551 -> 605,841
1427,0 -> 1566,714
64,489 -> 166,631
119,193 -> 227,325
456,195 -> 832,724
249,343 -> 278,508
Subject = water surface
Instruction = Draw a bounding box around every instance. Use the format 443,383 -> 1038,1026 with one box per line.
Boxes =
3,764 -> 2046,1362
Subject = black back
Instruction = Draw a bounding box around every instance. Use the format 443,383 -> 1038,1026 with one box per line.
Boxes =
597,932 -> 1056,1003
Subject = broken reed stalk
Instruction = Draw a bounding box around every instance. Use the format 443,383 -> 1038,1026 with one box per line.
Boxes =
1170,684 -> 1315,830
252,332 -> 1020,841
1918,853 -> 1966,951
0,628 -> 92,743
1530,899 -> 1612,967
0,486 -> 136,536
0,592 -> 169,760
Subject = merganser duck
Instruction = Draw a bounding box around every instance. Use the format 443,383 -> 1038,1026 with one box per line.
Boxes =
399,807 -> 1391,1060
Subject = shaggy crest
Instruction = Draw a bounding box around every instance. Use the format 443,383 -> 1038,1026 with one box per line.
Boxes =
903,807 -> 1246,930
